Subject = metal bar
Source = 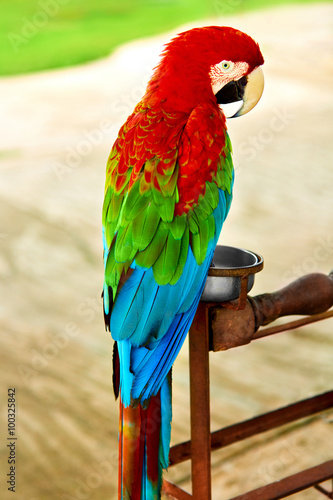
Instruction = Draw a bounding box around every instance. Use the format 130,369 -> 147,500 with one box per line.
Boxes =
189,302 -> 212,500
253,310 -> 333,339
162,480 -> 193,500
229,460 -> 333,500
169,391 -> 333,467
314,483 -> 333,498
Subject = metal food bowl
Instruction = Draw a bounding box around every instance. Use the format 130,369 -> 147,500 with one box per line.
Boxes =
201,245 -> 263,302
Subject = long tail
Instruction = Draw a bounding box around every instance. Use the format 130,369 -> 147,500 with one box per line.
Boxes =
118,375 -> 172,500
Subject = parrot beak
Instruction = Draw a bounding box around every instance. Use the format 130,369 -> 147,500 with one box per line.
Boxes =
233,66 -> 264,117
214,66 -> 264,118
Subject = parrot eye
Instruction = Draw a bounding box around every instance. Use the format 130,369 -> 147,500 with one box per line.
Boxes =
220,60 -> 234,72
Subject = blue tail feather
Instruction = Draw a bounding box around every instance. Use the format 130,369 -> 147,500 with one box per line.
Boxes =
113,187 -> 231,498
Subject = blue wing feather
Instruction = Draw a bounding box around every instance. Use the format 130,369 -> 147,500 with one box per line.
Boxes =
112,188 -> 230,407
159,375 -> 172,468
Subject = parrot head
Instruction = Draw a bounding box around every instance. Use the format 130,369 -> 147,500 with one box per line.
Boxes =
150,26 -> 264,116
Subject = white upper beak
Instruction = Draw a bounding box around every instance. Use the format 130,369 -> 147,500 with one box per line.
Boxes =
233,66 -> 264,117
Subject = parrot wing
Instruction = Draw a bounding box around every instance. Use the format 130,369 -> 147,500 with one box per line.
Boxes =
102,101 -> 234,408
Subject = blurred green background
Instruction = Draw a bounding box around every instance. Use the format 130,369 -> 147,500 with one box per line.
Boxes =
0,0 -> 325,75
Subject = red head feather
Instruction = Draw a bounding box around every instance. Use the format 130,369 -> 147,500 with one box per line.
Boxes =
146,26 -> 264,112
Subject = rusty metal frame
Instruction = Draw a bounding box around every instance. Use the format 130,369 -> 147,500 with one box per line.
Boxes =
163,481 -> 192,500
168,390 -> 333,467
254,309 -> 333,339
229,461 -> 333,500
188,302 -> 212,499
161,295 -> 333,499
315,481 -> 333,499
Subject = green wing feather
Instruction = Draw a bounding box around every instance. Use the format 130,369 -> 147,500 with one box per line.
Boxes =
103,104 -> 234,301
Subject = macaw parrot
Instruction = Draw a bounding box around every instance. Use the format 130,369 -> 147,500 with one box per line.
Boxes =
102,26 -> 264,499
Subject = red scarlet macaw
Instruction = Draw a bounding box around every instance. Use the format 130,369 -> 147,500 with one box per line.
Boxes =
102,26 -> 264,499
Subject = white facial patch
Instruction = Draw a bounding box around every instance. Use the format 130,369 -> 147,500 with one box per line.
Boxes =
209,60 -> 249,95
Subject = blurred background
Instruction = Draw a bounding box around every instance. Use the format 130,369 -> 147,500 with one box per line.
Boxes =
0,1 -> 332,499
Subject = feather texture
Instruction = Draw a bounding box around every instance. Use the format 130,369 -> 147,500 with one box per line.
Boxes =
102,23 -> 263,500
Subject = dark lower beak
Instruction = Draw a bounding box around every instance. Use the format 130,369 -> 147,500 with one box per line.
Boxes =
214,66 -> 264,118
215,76 -> 247,106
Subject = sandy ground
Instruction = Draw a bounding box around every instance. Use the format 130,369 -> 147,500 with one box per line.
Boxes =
0,3 -> 332,499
